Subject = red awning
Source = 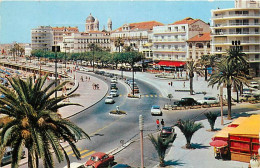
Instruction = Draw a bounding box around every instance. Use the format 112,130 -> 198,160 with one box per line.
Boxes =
156,61 -> 186,67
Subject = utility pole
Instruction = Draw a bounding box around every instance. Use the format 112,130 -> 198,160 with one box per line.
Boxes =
139,115 -> 144,168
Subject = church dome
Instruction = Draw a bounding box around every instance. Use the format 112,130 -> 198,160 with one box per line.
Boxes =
94,18 -> 99,23
86,13 -> 95,22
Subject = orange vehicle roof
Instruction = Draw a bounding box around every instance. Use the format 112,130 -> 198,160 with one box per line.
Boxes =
213,126 -> 235,139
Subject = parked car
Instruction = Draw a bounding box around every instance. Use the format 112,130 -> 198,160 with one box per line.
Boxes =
197,96 -> 219,105
249,81 -> 259,89
112,164 -> 131,168
174,97 -> 199,106
105,95 -> 115,104
233,94 -> 259,102
85,152 -> 114,168
151,105 -> 162,116
1,147 -> 26,166
160,127 -> 174,139
63,162 -> 85,168
110,89 -> 118,97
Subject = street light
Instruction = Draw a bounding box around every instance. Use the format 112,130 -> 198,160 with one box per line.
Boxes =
52,46 -> 60,99
139,115 -> 144,168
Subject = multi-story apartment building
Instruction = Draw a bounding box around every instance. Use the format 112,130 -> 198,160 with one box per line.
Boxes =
52,26 -> 79,45
187,33 -> 211,60
211,0 -> 260,77
31,26 -> 53,51
62,31 -> 111,53
152,17 -> 211,63
110,21 -> 164,53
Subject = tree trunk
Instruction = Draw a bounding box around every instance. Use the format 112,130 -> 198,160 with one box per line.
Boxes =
159,158 -> 165,167
185,136 -> 192,149
205,66 -> 208,81
227,85 -> 232,120
190,77 -> 193,95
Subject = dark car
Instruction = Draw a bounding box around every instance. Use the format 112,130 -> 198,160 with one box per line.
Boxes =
160,127 -> 176,142
174,97 -> 198,106
112,164 -> 131,168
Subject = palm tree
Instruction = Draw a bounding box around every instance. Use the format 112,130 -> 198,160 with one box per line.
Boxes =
88,43 -> 99,71
204,111 -> 218,131
148,133 -> 176,167
175,119 -> 203,149
199,55 -> 218,81
114,37 -> 124,53
208,59 -> 248,120
186,59 -> 202,95
0,75 -> 89,168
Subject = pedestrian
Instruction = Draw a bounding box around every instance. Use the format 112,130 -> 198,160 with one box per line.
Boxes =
86,76 -> 88,81
97,84 -> 99,89
161,119 -> 165,128
92,83 -> 95,90
88,77 -> 90,81
171,81 -> 173,86
81,76 -> 83,82
156,119 -> 160,130
183,81 -> 185,88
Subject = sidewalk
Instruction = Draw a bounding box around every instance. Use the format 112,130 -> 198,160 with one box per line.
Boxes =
159,109 -> 260,168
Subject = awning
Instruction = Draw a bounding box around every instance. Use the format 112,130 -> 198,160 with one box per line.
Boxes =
155,61 -> 186,67
143,43 -> 153,47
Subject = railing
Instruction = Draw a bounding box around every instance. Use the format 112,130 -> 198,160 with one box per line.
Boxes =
152,48 -> 186,52
212,13 -> 260,19
215,23 -> 260,27
153,29 -> 186,34
214,40 -> 260,44
213,31 -> 260,35
153,39 -> 186,42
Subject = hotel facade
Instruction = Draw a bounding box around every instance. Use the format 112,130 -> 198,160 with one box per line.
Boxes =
211,0 -> 260,76
152,17 -> 211,62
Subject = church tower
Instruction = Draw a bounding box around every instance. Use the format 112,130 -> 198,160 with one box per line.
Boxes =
107,18 -> 112,32
94,18 -> 99,31
85,13 -> 95,32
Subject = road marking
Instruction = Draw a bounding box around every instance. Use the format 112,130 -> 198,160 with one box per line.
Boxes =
119,94 -> 122,97
81,151 -> 96,158
73,149 -> 89,156
150,95 -> 153,97
89,116 -> 124,136
146,95 -> 149,97
159,95 -> 162,97
154,95 -> 158,97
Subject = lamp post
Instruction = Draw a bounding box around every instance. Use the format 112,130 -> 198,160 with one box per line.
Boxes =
52,46 -> 60,99
139,115 -> 144,168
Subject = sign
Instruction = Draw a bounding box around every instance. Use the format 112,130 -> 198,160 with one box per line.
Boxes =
189,25 -> 203,31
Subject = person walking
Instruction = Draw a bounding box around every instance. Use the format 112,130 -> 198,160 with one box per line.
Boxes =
161,119 -> 165,128
156,119 -> 160,130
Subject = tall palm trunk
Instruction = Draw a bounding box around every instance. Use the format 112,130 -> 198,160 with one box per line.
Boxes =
189,76 -> 193,95
227,84 -> 232,120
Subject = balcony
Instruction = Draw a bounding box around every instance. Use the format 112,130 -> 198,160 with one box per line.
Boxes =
153,29 -> 186,34
213,40 -> 260,44
214,23 -> 260,27
212,31 -> 260,36
212,13 -> 260,19
153,38 -> 186,42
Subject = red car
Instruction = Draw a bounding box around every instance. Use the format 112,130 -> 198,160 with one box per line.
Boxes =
85,152 -> 114,168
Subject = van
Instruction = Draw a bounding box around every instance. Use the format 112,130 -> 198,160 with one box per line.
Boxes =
1,147 -> 25,166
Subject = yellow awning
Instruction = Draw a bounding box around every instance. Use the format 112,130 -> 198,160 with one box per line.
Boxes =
214,127 -> 235,139
230,117 -> 247,126
229,115 -> 260,138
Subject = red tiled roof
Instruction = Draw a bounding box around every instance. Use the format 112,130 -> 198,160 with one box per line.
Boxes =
66,27 -> 79,32
52,27 -> 65,31
52,27 -> 78,32
187,33 -> 211,42
170,17 -> 199,25
115,21 -> 164,32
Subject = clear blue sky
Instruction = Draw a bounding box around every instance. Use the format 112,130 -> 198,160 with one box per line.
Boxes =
0,0 -> 234,44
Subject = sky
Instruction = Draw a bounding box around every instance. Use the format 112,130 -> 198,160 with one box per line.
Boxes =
0,0 -> 234,44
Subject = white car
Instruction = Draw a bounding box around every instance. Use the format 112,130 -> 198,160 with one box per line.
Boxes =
111,78 -> 117,83
110,89 -> 118,97
197,96 -> 219,105
63,162 -> 85,168
249,81 -> 259,89
105,95 -> 115,104
151,105 -> 162,116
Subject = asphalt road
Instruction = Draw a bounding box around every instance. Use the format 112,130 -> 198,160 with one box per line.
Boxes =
16,72 -> 259,168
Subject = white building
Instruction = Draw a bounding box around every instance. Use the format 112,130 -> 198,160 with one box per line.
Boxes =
152,17 -> 211,62
31,26 -> 54,51
211,0 -> 260,77
110,21 -> 164,54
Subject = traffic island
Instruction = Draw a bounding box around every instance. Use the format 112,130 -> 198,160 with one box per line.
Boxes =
109,110 -> 127,115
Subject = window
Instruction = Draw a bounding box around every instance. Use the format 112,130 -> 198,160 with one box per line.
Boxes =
162,45 -> 165,49
168,45 -> 171,49
168,27 -> 171,31
216,47 -> 222,51
196,43 -> 204,48
256,54 -> 259,59
182,26 -> 185,31
155,45 -> 158,49
254,19 -> 259,24
189,43 -> 192,48
161,36 -> 164,39
207,43 -> 210,48
175,55 -> 178,59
